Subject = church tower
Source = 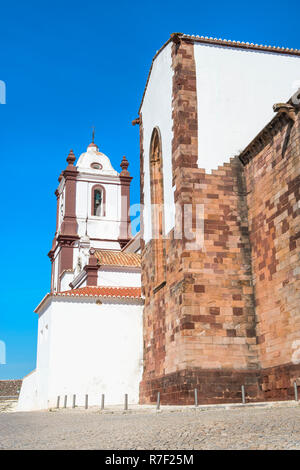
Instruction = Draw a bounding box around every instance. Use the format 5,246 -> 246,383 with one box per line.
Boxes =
17,137 -> 142,411
48,139 -> 133,292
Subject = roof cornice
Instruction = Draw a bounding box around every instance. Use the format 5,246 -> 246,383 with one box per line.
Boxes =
239,101 -> 299,165
34,287 -> 144,313
76,172 -> 120,183
179,33 -> 300,56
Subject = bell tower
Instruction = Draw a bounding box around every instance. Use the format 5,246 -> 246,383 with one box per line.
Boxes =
48,139 -> 133,292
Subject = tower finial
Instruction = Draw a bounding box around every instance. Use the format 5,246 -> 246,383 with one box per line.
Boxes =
120,155 -> 130,176
66,149 -> 76,165
88,127 -> 98,149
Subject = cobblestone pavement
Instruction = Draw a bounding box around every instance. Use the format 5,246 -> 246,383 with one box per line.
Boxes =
0,403 -> 299,450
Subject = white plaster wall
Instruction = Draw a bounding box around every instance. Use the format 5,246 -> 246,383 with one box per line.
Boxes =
57,184 -> 65,234
35,305 -> 52,410
17,370 -> 38,411
141,42 -> 174,243
76,178 -> 123,242
18,298 -> 143,410
52,247 -> 60,292
98,267 -> 141,287
194,43 -> 300,171
18,305 -> 53,411
73,244 -> 90,278
60,271 -> 74,292
88,240 -> 121,250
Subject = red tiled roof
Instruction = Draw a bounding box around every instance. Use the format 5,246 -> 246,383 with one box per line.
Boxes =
57,286 -> 141,298
94,250 -> 141,267
34,286 -> 142,313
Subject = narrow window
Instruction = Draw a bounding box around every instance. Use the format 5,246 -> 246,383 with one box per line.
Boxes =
94,189 -> 102,216
92,185 -> 106,217
150,127 -> 166,287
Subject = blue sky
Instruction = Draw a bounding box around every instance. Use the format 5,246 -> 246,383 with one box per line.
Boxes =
0,0 -> 299,379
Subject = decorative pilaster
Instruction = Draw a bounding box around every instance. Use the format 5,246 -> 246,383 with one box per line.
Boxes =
84,249 -> 98,286
57,150 -> 79,289
60,150 -> 78,237
171,34 -> 198,181
118,156 -> 132,248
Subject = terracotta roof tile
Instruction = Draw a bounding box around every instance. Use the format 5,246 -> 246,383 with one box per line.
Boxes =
56,286 -> 142,298
94,250 -> 141,267
34,286 -> 142,313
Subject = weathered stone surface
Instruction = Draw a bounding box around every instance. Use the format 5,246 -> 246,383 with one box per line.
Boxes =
140,36 -> 300,405
0,380 -> 22,397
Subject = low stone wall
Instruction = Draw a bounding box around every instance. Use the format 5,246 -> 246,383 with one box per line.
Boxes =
260,363 -> 300,401
0,380 -> 22,397
140,368 -> 263,405
140,364 -> 300,405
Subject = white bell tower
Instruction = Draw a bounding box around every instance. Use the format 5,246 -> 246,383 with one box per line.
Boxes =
48,138 -> 133,292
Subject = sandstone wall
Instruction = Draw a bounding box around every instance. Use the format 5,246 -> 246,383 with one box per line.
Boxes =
244,110 -> 300,400
139,36 -> 300,405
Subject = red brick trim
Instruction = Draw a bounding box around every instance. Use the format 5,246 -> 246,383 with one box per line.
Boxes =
56,152 -> 79,289
57,234 -> 79,291
119,173 -> 132,247
171,39 -> 198,178
60,170 -> 78,236
84,251 -> 99,286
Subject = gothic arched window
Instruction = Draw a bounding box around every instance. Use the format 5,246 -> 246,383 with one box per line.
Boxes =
149,127 -> 166,287
92,185 -> 105,217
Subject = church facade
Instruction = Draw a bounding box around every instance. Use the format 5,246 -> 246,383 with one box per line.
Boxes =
18,32 -> 300,410
137,33 -> 300,404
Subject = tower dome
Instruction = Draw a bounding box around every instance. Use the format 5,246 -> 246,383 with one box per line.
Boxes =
76,142 -> 118,176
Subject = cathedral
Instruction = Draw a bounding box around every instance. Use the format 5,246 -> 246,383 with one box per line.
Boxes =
18,33 -> 300,410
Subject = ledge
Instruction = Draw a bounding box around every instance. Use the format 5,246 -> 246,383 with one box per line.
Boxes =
153,280 -> 166,294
